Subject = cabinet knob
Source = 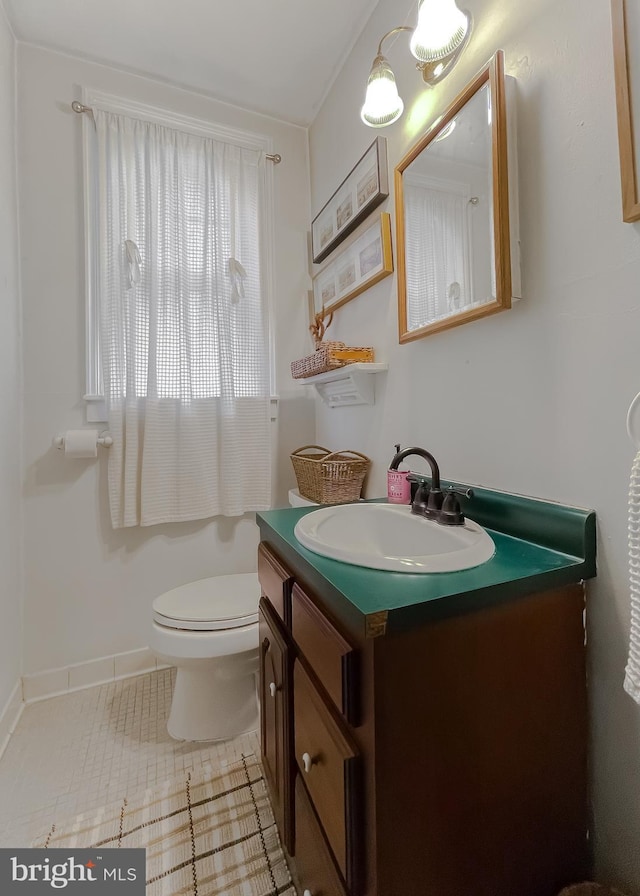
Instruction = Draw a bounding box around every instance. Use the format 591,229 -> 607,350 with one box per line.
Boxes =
303,890 -> 312,896
269,681 -> 278,698
302,751 -> 314,774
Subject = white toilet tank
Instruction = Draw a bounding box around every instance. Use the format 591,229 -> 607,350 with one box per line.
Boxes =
288,488 -> 317,507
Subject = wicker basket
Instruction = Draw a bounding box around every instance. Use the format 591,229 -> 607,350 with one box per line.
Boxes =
291,342 -> 375,379
290,445 -> 371,504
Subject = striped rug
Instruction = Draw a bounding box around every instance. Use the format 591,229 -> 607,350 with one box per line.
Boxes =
33,752 -> 295,896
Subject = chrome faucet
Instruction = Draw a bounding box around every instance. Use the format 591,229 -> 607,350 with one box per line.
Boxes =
389,446 -> 473,526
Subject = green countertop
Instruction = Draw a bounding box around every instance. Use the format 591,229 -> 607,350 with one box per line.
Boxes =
256,485 -> 596,636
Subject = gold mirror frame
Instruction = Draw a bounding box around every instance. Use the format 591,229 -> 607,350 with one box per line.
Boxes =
611,0 -> 640,222
395,50 -> 512,343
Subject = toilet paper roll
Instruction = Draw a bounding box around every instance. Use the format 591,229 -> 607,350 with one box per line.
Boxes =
63,429 -> 98,458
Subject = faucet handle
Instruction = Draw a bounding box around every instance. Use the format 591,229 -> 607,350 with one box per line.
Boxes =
447,485 -> 474,499
439,486 -> 473,526
406,473 -> 430,510
440,490 -> 464,526
410,478 -> 431,515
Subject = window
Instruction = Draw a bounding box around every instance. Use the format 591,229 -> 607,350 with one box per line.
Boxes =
80,91 -> 276,526
81,91 -> 276,421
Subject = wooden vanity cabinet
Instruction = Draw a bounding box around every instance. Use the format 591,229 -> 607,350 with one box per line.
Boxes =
257,541 -> 590,896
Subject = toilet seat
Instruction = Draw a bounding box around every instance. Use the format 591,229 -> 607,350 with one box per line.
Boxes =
152,573 -> 260,632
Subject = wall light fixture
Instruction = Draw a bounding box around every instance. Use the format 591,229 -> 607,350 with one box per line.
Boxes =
360,0 -> 472,128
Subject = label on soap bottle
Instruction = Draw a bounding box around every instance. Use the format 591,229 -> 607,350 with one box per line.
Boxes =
387,469 -> 411,504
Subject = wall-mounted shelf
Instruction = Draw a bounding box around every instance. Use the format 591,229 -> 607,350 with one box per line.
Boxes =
297,363 -> 388,407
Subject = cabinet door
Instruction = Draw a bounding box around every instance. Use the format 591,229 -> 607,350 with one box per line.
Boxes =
294,775 -> 347,896
294,660 -> 361,892
259,597 -> 293,853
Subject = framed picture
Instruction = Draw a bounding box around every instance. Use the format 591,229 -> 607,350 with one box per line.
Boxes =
313,213 -> 393,315
611,0 -> 640,221
311,137 -> 389,263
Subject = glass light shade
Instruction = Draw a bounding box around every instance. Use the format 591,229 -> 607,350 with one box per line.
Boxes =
434,119 -> 456,142
360,55 -> 404,128
409,0 -> 469,63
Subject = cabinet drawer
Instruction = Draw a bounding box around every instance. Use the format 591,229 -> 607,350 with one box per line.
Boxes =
294,775 -> 347,896
292,584 -> 359,724
294,660 -> 361,891
258,543 -> 293,625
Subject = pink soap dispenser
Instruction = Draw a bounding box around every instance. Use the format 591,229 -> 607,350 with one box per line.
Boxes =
387,444 -> 412,504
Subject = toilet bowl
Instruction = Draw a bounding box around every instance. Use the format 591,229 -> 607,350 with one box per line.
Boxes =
149,573 -> 261,742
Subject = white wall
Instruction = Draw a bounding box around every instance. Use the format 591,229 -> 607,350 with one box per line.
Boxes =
17,44 -> 314,676
0,5 -> 23,714
309,0 -> 640,891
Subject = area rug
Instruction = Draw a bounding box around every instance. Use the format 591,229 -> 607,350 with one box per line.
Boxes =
33,752 -> 295,896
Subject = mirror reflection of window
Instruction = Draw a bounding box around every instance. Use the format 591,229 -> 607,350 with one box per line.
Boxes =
403,82 -> 492,329
404,174 -> 472,329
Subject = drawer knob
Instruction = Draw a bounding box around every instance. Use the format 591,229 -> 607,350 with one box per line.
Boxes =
302,751 -> 314,774
303,890 -> 312,896
269,681 -> 278,698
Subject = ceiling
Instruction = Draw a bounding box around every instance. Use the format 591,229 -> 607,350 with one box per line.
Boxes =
4,0 -> 381,126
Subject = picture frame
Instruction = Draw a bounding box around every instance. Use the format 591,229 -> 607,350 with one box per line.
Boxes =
313,212 -> 393,315
611,0 -> 640,221
311,137 -> 389,263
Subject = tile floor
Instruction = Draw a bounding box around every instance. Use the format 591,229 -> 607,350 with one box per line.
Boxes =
0,668 -> 260,848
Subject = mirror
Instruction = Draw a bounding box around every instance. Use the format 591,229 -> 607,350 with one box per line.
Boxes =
395,50 -> 519,342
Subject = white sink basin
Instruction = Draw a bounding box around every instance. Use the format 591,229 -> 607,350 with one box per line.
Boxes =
294,503 -> 495,573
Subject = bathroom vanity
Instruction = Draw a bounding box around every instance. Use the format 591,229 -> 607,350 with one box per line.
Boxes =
256,487 -> 596,896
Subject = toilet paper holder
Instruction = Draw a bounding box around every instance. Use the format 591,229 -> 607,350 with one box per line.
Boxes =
53,431 -> 113,450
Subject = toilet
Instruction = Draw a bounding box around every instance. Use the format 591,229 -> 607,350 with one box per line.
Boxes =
150,573 -> 261,742
150,491 -> 318,742
288,488 -> 317,507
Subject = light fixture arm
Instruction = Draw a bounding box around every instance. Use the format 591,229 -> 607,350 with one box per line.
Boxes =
373,11 -> 472,86
360,2 -> 473,128
375,26 -> 413,58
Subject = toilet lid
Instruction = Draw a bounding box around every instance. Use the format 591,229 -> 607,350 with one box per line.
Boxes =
152,573 -> 260,631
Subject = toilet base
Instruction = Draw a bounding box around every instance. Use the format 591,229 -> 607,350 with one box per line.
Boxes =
165,653 -> 259,742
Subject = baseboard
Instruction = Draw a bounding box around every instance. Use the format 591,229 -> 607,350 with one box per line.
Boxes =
0,680 -> 25,762
22,648 -> 171,704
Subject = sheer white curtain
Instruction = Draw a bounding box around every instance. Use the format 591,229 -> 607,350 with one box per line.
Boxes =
94,110 -> 272,528
405,182 -> 470,329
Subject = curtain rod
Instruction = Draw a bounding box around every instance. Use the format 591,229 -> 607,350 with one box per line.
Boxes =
70,101 -> 282,163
